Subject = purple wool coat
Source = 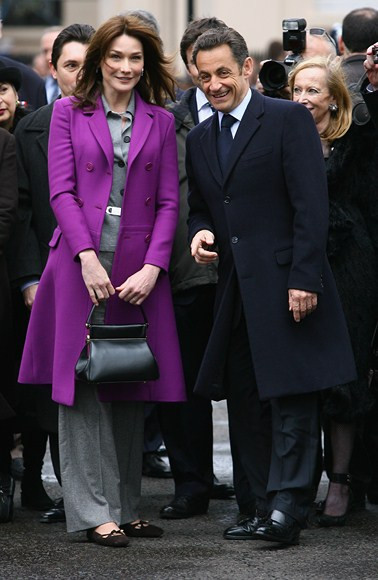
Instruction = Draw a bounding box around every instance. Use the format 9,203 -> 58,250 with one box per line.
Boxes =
18,92 -> 186,407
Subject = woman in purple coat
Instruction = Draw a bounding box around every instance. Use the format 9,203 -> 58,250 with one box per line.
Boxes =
19,15 -> 185,547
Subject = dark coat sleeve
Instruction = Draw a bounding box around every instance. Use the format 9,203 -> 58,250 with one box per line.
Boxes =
363,89 -> 378,129
7,118 -> 44,284
0,130 -> 17,253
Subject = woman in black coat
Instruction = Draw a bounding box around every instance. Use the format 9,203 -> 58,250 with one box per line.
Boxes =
0,126 -> 18,523
290,57 -> 378,526
0,61 -> 30,522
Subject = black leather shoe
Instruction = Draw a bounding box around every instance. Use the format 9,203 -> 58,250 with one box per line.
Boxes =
0,474 -> 15,523
210,482 -> 235,500
142,452 -> 172,479
253,510 -> 301,545
223,515 -> 264,540
40,499 -> 65,523
160,495 -> 209,519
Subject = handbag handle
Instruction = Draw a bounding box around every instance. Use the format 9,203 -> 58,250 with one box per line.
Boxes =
86,303 -> 148,326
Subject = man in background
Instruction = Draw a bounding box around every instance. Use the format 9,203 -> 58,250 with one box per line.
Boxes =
0,14 -> 46,109
9,23 -> 95,524
339,7 -> 378,86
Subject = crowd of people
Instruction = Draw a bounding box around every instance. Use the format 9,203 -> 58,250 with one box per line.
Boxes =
0,6 -> 378,550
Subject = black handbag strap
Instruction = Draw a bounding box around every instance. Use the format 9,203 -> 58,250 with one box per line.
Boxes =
86,303 -> 148,326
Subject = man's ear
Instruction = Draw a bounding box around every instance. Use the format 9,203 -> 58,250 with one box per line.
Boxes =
338,36 -> 345,55
244,56 -> 253,78
49,60 -> 57,80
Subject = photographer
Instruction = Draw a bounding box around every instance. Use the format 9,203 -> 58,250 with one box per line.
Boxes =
362,42 -> 378,126
258,19 -> 336,98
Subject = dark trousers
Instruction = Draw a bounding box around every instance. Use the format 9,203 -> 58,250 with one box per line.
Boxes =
226,314 -> 320,525
159,285 -> 216,498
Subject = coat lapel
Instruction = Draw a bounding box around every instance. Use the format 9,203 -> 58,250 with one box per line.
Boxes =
86,97 -> 113,170
127,92 -> 154,171
199,113 -> 223,186
223,90 -> 264,184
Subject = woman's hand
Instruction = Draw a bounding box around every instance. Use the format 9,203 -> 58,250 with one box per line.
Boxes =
78,249 -> 115,305
116,264 -> 160,305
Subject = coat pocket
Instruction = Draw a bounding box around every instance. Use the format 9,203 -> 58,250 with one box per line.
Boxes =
48,227 -> 62,248
275,247 -> 293,265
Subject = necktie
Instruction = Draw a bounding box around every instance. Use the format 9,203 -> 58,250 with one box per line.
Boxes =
217,114 -> 236,174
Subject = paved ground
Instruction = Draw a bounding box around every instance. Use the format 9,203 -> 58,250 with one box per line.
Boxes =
1,401 -> 378,580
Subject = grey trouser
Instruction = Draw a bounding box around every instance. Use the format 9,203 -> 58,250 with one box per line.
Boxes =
59,383 -> 144,532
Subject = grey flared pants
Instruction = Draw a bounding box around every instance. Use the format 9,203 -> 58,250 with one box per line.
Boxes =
59,383 -> 144,533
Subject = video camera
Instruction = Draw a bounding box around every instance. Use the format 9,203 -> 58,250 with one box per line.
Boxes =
259,18 -> 307,93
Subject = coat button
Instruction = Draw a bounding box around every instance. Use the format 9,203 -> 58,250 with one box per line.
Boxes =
224,196 -> 231,204
145,197 -> 152,206
86,162 -> 94,172
117,160 -> 125,168
123,136 -> 131,143
145,162 -> 153,171
144,233 -> 151,243
231,236 -> 239,244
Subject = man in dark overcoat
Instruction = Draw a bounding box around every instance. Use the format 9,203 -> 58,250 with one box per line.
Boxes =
8,23 -> 94,523
187,26 -> 356,545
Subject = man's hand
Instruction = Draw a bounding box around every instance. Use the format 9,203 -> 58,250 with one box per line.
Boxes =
22,283 -> 39,310
116,264 -> 160,305
364,43 -> 378,89
79,249 -> 115,305
190,229 -> 218,264
288,289 -> 318,323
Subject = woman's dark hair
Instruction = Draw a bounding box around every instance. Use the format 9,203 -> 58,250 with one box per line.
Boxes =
51,23 -> 96,69
73,15 -> 176,109
192,27 -> 249,71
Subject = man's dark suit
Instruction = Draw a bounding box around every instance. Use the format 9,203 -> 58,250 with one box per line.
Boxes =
10,102 -> 56,287
0,55 -> 46,111
187,89 -> 356,523
158,87 -> 218,503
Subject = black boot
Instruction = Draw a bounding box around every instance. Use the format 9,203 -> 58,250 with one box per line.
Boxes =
0,473 -> 15,523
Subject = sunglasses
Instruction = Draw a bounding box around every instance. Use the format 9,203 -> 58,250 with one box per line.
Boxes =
308,28 -> 337,48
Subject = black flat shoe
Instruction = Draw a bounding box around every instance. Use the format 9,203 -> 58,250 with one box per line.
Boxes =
0,474 -> 15,523
120,520 -> 163,538
86,528 -> 130,547
223,515 -> 265,540
160,495 -> 209,519
253,511 -> 301,545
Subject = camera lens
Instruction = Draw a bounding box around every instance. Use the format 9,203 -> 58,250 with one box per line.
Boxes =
259,61 -> 289,91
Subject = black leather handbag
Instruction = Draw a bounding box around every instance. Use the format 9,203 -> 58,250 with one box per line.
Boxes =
75,305 -> 159,384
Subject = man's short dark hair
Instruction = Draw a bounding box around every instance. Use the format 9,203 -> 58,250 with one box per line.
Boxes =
51,23 -> 95,68
342,7 -> 378,53
180,17 -> 227,66
123,10 -> 160,34
192,27 -> 249,71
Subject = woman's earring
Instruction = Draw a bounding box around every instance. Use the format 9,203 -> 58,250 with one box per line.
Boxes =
140,68 -> 144,77
16,100 -> 20,106
329,103 -> 338,112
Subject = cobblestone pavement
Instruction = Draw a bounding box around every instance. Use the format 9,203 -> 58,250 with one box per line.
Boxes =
1,401 -> 378,580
